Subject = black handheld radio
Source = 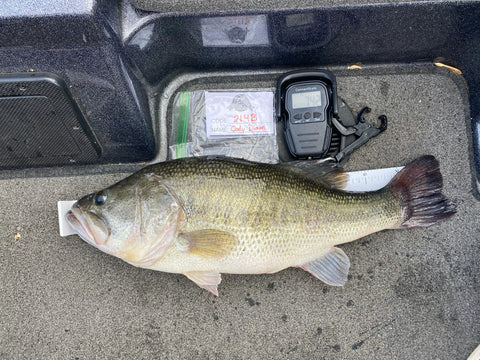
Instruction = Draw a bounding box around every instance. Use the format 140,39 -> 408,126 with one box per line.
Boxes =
276,69 -> 387,161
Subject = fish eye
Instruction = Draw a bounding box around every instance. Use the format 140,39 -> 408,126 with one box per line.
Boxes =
94,192 -> 107,206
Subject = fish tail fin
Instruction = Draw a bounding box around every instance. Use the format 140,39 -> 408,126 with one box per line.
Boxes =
390,155 -> 456,228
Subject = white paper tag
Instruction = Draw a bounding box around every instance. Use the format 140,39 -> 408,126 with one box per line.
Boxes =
201,15 -> 270,47
205,91 -> 275,139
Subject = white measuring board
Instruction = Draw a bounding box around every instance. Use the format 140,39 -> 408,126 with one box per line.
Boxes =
58,200 -> 77,237
342,166 -> 404,192
58,166 -> 404,237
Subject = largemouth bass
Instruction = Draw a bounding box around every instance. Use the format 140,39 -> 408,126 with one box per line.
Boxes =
66,155 -> 455,295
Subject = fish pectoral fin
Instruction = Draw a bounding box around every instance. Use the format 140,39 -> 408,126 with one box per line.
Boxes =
176,229 -> 237,258
184,271 -> 221,296
300,247 -> 351,286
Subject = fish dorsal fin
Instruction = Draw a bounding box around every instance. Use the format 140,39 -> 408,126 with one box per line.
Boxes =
280,160 -> 348,190
176,229 -> 237,258
317,171 -> 349,190
300,247 -> 350,286
184,271 -> 221,296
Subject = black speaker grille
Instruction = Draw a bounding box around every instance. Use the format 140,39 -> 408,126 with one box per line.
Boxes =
327,126 -> 341,157
0,73 -> 101,168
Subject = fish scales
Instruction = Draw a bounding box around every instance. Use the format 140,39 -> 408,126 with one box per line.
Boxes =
136,158 -> 403,274
66,155 -> 455,295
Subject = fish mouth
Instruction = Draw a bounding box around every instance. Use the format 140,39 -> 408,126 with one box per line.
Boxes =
66,205 -> 110,247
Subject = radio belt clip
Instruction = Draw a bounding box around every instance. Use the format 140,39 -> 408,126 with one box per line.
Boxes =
331,106 -> 387,163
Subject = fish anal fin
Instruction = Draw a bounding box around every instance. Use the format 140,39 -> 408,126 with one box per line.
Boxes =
300,247 -> 350,286
184,271 -> 221,296
177,229 -> 237,258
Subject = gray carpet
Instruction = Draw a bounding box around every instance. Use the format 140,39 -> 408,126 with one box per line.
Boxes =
1,66 -> 478,359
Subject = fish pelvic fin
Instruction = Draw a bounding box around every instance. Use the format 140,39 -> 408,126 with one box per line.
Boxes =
176,229 -> 237,258
390,155 -> 456,228
300,247 -> 350,286
184,271 -> 221,296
